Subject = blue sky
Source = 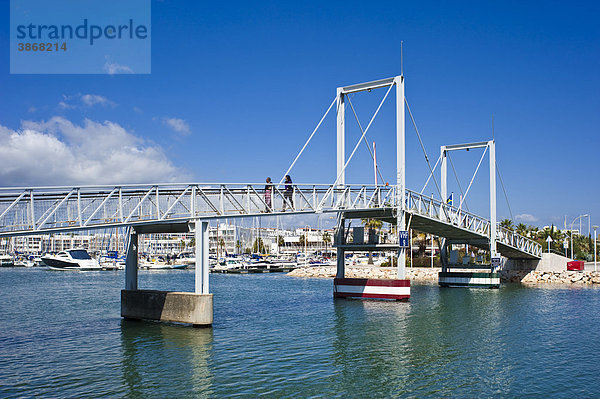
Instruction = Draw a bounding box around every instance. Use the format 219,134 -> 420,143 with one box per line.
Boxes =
0,0 -> 598,229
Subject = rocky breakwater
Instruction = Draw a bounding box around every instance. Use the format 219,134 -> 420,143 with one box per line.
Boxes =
502,270 -> 600,285
288,266 -> 440,282
290,266 -> 600,286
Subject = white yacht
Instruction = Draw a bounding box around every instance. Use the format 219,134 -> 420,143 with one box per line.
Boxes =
0,255 -> 13,267
42,249 -> 102,271
176,252 -> 196,265
13,257 -> 35,267
212,257 -> 245,271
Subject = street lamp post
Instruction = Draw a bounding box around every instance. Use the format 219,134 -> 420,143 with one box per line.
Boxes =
570,214 -> 589,260
430,233 -> 434,268
305,226 -> 309,257
593,225 -> 598,272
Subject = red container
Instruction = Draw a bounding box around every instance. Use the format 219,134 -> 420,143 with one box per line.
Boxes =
567,260 -> 584,271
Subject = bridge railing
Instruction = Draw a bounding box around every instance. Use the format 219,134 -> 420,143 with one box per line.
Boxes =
0,182 -> 544,257
496,226 -> 543,257
0,183 -> 396,236
405,189 -> 491,236
405,189 -> 541,258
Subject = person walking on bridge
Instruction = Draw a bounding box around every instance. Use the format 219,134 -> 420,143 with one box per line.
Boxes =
264,177 -> 273,212
283,175 -> 294,211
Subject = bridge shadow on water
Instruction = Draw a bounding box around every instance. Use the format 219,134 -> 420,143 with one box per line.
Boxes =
119,319 -> 214,398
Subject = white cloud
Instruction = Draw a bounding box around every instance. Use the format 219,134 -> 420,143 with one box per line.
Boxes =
515,213 -> 538,223
162,117 -> 191,135
57,94 -> 116,110
0,117 -> 188,186
58,101 -> 75,110
104,60 -> 133,75
81,94 -> 115,107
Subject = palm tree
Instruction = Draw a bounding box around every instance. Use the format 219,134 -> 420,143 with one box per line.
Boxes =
362,218 -> 383,264
500,219 -> 514,231
299,234 -> 306,253
235,240 -> 242,254
277,235 -> 285,254
516,223 -> 527,236
253,237 -> 266,254
529,226 -> 539,239
322,231 -> 331,256
362,218 -> 384,232
218,238 -> 226,256
416,232 -> 427,258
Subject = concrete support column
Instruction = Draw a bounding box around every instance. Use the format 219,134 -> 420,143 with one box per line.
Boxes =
440,238 -> 448,272
125,231 -> 138,290
335,216 -> 345,279
336,248 -> 345,279
195,221 -> 209,294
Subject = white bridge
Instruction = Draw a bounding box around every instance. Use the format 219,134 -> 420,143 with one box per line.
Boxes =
0,182 -> 541,259
0,74 -> 543,321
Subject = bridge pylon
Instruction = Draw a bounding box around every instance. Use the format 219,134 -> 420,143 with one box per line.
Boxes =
438,140 -> 500,288
332,75 -> 410,300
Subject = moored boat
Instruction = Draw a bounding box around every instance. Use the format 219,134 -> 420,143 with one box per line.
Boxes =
42,249 -> 102,271
0,255 -> 14,267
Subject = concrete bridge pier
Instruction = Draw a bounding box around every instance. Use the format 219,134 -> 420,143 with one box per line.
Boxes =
125,231 -> 138,290
121,222 -> 213,327
335,215 -> 345,279
439,238 -> 448,273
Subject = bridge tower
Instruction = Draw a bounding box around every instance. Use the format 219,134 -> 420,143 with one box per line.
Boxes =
332,75 -> 410,300
437,140 -> 500,288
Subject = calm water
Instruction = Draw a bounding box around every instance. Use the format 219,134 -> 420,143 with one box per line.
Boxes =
1,268 -> 599,398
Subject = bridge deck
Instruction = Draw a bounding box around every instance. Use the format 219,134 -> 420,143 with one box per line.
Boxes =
0,183 -> 541,259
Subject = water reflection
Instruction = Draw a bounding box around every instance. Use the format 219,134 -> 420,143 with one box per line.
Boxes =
404,285 -> 514,396
120,320 -> 213,397
331,299 -> 412,396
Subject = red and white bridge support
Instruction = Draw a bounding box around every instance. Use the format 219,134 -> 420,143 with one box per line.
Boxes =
332,215 -> 410,301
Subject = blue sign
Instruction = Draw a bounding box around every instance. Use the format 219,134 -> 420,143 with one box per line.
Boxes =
399,230 -> 409,248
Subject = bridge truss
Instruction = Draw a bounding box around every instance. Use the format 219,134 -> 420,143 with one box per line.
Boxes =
0,182 -> 541,258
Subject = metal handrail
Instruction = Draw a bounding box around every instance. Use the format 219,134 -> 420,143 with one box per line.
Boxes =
0,182 -> 544,258
496,226 -> 543,257
406,188 -> 541,257
0,183 -> 394,236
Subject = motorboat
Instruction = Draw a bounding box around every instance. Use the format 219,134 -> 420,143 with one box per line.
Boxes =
139,255 -> 188,270
13,256 -> 35,267
0,255 -> 13,267
212,257 -> 245,271
141,262 -> 188,270
99,251 -> 125,270
176,252 -> 196,266
42,249 -> 102,271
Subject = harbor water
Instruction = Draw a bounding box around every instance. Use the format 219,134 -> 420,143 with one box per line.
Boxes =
1,268 -> 599,397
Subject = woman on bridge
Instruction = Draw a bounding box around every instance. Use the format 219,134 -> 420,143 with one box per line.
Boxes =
283,175 -> 294,211
264,177 -> 273,212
